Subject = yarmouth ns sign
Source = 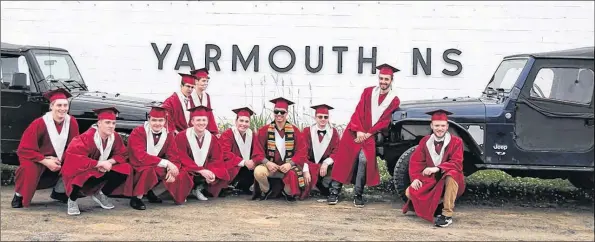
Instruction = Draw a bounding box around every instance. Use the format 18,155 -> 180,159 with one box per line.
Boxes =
151,43 -> 463,76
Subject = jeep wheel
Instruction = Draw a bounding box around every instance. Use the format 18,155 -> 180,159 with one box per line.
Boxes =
393,145 -> 417,202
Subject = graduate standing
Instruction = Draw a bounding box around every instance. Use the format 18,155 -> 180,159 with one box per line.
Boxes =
163,73 -> 198,135
330,64 -> 401,207
190,68 -> 219,136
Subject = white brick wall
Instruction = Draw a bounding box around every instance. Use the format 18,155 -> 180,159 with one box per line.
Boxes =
2,1 -> 593,125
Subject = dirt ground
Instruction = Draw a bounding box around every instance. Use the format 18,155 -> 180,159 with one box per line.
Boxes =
1,186 -> 593,241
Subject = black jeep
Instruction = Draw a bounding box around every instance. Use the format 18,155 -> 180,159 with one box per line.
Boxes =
1,42 -> 157,165
379,46 -> 594,201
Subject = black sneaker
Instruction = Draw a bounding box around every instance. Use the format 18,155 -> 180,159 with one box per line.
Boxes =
435,215 -> 453,227
282,190 -> 296,202
50,190 -> 68,204
327,194 -> 339,205
129,197 -> 146,210
146,190 -> 162,203
353,195 -> 364,208
11,194 -> 23,208
259,190 -> 272,201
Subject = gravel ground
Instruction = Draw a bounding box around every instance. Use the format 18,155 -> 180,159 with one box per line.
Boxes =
1,185 -> 593,241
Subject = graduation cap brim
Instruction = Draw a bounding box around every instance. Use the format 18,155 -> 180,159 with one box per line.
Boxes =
425,109 -> 453,116
190,68 -> 209,75
43,88 -> 73,100
188,105 -> 213,112
310,104 -> 334,110
92,107 -> 120,114
269,97 -> 295,106
376,63 -> 400,74
232,107 -> 255,116
178,73 -> 198,79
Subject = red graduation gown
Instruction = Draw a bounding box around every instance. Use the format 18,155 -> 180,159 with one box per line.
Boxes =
402,134 -> 466,223
299,126 -> 340,200
15,116 -> 79,207
174,129 -> 230,200
193,92 -> 219,135
331,86 -> 400,187
61,128 -> 134,197
162,92 -> 196,134
128,126 -> 188,202
219,128 -> 265,181
254,123 -> 308,196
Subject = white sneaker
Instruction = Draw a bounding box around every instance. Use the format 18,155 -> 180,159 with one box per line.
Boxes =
193,188 -> 208,201
92,191 -> 115,209
67,199 -> 80,216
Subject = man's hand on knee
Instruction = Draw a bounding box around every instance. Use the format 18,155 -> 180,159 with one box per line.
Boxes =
278,163 -> 291,173
265,162 -> 279,173
411,179 -> 423,190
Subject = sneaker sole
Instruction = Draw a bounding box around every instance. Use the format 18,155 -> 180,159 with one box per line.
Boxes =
68,210 -> 81,215
353,199 -> 365,208
436,221 -> 453,228
92,196 -> 115,209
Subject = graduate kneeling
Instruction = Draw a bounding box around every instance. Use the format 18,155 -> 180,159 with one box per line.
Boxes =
402,109 -> 466,228
12,88 -> 80,208
219,107 -> 265,195
174,106 -> 230,202
61,107 -> 134,216
128,105 -> 188,209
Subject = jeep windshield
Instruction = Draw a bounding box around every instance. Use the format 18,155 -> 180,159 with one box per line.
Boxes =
483,58 -> 529,97
31,50 -> 88,91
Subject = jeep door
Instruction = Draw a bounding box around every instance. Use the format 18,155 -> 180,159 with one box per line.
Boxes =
1,52 -> 47,164
513,57 -> 594,167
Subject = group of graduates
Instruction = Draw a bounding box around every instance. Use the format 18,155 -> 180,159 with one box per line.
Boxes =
10,63 -> 465,228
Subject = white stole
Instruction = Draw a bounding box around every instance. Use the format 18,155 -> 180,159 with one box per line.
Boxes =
42,112 -> 70,161
232,126 -> 252,160
426,132 -> 452,166
92,125 -> 115,161
274,129 -> 286,160
144,121 -> 167,156
191,91 -> 209,107
186,128 -> 212,167
175,92 -> 192,124
310,124 -> 333,164
370,86 -> 397,127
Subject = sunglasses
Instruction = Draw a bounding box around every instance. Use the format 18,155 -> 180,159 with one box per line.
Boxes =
316,115 -> 329,119
273,110 -> 287,115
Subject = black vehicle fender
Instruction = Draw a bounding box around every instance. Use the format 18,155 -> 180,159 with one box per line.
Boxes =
392,118 -> 484,161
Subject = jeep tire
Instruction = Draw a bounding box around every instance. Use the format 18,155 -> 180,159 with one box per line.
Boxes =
393,145 -> 417,202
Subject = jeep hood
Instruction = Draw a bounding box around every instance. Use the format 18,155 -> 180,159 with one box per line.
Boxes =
68,91 -> 154,121
393,96 -> 487,123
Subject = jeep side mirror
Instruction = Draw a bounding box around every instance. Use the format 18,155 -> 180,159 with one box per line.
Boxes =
27,92 -> 45,103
